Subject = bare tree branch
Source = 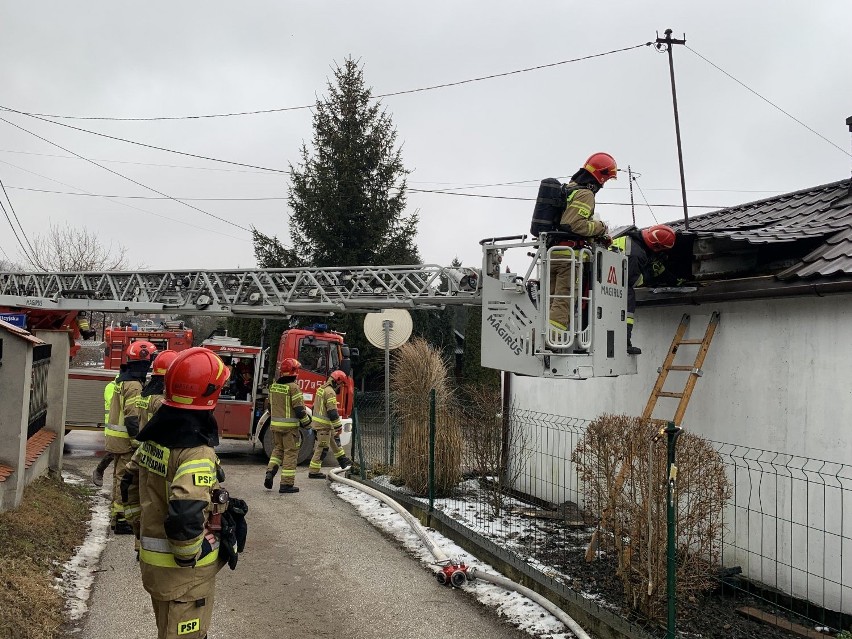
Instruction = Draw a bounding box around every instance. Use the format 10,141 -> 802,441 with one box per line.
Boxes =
25,222 -> 129,271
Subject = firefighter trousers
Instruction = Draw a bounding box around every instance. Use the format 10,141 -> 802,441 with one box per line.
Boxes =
549,259 -> 575,330
267,429 -> 300,486
151,581 -> 215,639
110,451 -> 133,525
309,426 -> 345,472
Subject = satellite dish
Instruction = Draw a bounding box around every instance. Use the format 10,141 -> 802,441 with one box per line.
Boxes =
363,309 -> 413,350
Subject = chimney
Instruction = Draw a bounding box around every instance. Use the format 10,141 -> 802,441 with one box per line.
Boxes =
831,116 -> 852,208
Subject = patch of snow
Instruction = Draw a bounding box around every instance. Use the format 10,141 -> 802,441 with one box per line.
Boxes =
58,471 -> 112,621
332,483 -> 574,639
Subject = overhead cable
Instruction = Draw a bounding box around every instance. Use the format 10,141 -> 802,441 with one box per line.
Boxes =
686,45 -> 852,158
9,183 -> 725,209
8,43 -> 652,122
0,158 -> 248,241
0,116 -> 254,233
0,107 -> 289,174
0,175 -> 40,265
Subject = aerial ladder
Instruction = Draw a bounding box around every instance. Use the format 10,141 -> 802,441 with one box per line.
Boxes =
0,234 -> 636,379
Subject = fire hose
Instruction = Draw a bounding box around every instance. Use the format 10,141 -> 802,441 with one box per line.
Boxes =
328,468 -> 593,639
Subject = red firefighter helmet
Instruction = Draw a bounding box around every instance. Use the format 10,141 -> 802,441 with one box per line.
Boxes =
583,152 -> 618,185
279,357 -> 301,376
329,370 -> 348,389
163,347 -> 230,410
641,224 -> 677,252
151,349 -> 179,376
125,340 -> 158,363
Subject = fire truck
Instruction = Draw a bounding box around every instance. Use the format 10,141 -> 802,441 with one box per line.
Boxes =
0,235 -> 636,455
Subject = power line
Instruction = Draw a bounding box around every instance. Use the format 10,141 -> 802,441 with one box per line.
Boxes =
8,183 -> 726,209
10,43 -> 652,122
0,198 -> 35,263
0,116 -> 255,233
408,187 -> 722,209
0,107 -> 289,174
0,150 -> 790,193
630,174 -> 659,224
0,148 -> 278,174
686,45 -> 852,159
0,175 -> 40,265
0,158 -> 248,241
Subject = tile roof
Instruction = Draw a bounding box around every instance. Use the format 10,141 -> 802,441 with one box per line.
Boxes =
668,178 -> 852,279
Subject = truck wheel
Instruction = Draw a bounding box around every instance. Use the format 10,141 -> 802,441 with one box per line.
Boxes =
261,427 -> 274,458
263,427 -> 314,464
297,427 -> 315,465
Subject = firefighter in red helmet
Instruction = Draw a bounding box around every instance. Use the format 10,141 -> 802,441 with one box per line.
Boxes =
308,370 -> 353,479
121,347 -> 247,639
263,358 -> 312,493
549,153 -> 616,333
105,339 -> 157,534
611,224 -> 678,354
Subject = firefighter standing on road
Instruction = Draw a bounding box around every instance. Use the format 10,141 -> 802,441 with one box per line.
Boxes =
136,350 -> 178,429
611,224 -> 678,355
263,358 -> 312,493
308,370 -> 353,479
549,153 -> 616,333
92,368 -> 122,487
106,340 -> 156,533
121,347 -> 243,639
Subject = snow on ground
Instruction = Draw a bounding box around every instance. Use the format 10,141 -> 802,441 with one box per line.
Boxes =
369,476 -> 609,607
58,471 -> 111,622
331,482 -> 574,639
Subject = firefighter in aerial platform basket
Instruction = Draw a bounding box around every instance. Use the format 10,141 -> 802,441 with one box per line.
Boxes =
121,347 -> 248,639
263,357 -> 312,493
547,153 -> 617,334
105,340 -> 157,534
610,224 -> 677,355
308,370 -> 353,479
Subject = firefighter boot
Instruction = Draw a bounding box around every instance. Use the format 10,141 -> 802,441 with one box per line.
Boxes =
264,467 -> 278,490
627,324 -> 642,355
338,455 -> 353,470
113,517 -> 133,535
91,467 -> 104,487
279,484 -> 300,493
308,471 -> 326,479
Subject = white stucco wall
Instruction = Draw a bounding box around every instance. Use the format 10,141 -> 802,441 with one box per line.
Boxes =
510,292 -> 852,614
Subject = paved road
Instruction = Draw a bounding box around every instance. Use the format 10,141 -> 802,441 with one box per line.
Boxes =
64,432 -> 530,639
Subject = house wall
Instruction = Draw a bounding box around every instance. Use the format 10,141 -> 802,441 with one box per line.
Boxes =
510,292 -> 852,614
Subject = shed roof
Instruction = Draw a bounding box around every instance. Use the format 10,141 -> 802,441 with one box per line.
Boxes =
0,319 -> 45,345
668,178 -> 852,279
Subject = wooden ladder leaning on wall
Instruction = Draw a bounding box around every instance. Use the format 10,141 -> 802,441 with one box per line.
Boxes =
584,311 -> 721,562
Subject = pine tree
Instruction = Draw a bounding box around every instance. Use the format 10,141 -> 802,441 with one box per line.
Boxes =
246,57 -> 425,387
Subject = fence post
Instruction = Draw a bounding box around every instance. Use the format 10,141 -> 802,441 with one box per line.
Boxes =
665,421 -> 682,639
353,407 -> 366,480
428,389 -> 436,513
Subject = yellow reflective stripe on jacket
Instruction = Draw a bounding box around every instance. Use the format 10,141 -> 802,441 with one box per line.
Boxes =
104,425 -> 130,439
611,236 -> 629,252
173,459 -> 216,482
139,547 -> 219,568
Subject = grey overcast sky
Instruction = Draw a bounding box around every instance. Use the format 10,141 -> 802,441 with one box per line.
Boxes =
1,1 -> 850,271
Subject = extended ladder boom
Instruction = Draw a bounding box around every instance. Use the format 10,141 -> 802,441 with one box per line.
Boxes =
0,265 -> 481,317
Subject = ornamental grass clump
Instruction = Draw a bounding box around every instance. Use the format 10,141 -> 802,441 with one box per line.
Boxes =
391,338 -> 462,496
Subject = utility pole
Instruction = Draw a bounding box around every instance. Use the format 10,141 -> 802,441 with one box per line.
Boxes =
628,165 -> 637,226
655,28 -> 689,231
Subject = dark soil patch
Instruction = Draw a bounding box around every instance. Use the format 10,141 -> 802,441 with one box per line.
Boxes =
527,524 -> 834,639
0,475 -> 91,639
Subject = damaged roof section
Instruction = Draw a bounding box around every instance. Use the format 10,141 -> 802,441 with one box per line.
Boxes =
669,178 -> 852,281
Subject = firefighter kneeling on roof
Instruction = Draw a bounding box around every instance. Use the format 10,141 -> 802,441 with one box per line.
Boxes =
121,347 -> 248,639
610,224 -> 678,354
263,357 -> 312,493
308,370 -> 353,479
